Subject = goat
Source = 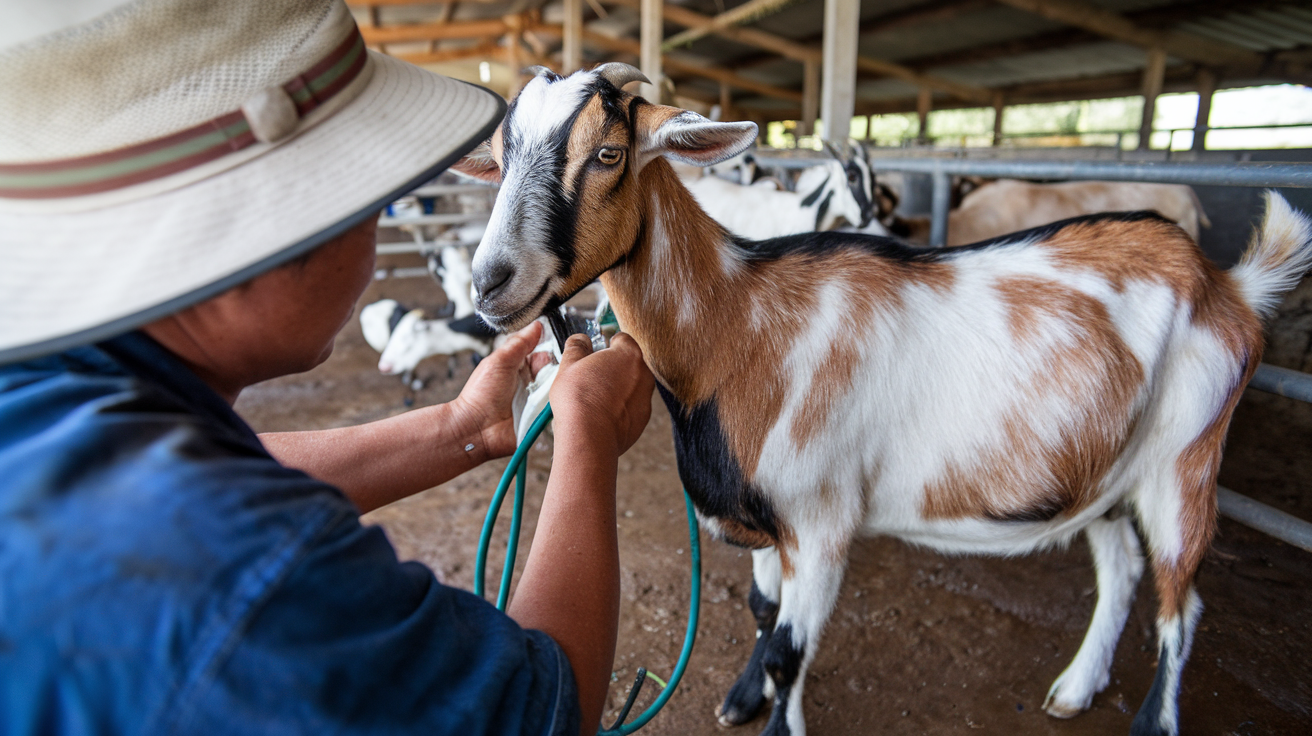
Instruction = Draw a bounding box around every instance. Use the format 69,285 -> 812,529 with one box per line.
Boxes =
377,309 -> 493,376
685,144 -> 876,240
359,298 -> 408,353
453,63 -> 1312,736
892,180 -> 1211,246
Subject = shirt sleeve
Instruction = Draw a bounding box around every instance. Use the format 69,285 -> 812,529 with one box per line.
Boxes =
171,507 -> 580,736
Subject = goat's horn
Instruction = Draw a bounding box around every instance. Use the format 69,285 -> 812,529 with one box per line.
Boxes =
524,65 -> 559,79
594,62 -> 650,89
822,140 -> 847,160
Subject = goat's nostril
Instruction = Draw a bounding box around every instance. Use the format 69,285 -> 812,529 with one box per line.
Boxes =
475,263 -> 515,301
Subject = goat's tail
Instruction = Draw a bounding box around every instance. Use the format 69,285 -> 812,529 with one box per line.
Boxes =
1230,191 -> 1312,320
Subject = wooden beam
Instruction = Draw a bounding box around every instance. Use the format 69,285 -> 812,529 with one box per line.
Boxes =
799,59 -> 819,135
394,39 -> 500,65
994,0 -> 1260,70
662,0 -> 800,50
361,18 -> 508,44
821,0 -> 859,141
603,0 -> 991,104
1192,67 -> 1217,152
916,87 -> 932,143
506,14 -> 525,98
719,81 -> 734,121
992,91 -> 1005,147
640,0 -> 663,103
1138,46 -> 1166,150
578,29 -> 803,102
562,0 -> 582,73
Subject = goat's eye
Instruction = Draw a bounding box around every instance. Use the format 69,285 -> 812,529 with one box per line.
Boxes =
848,170 -> 859,183
597,148 -> 623,165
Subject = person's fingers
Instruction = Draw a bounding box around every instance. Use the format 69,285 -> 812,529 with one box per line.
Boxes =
497,321 -> 542,364
558,333 -> 593,369
528,351 -> 554,378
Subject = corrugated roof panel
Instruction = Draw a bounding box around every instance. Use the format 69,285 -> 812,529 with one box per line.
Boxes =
1219,14 -> 1303,49
860,7 -> 1063,64
1251,8 -> 1312,43
1179,19 -> 1271,52
928,41 -> 1154,89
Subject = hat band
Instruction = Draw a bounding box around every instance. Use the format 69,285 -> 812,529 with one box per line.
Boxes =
0,26 -> 367,200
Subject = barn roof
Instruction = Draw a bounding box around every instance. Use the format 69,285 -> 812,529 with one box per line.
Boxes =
352,0 -> 1312,119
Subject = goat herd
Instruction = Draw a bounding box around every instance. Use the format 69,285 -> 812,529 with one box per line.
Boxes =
357,64 -> 1310,736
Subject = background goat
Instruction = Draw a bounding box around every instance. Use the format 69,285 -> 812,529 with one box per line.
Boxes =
454,63 -> 1312,736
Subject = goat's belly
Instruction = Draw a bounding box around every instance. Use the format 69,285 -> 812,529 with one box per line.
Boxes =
861,492 -> 1122,556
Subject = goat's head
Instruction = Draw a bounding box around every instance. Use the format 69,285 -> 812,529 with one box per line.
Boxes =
452,63 -> 756,332
821,140 -> 875,229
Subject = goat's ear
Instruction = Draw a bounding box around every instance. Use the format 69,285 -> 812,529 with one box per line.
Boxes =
635,105 -> 757,167
450,139 -> 501,183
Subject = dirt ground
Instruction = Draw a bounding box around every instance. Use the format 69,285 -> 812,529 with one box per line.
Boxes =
235,255 -> 1312,736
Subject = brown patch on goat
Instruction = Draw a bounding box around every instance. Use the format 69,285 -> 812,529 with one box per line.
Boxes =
922,277 -> 1144,521
791,342 -> 861,450
1041,217 -> 1204,297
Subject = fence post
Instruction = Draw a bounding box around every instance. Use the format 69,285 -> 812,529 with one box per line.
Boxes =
929,169 -> 951,247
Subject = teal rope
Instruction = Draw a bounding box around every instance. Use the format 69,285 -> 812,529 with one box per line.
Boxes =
474,401 -> 701,734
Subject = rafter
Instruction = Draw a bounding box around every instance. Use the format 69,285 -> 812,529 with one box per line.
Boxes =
360,18 -> 509,44
603,0 -> 991,104
393,39 -> 500,65
662,0 -> 801,51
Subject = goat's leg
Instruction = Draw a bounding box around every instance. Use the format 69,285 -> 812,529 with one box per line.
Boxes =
1044,514 -> 1144,717
757,540 -> 846,736
717,547 -> 783,726
1129,488 -> 1210,736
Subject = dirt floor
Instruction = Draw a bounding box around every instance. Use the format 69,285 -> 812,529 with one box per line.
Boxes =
235,255 -> 1312,736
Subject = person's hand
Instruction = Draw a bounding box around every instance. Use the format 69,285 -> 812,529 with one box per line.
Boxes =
450,321 -> 551,459
549,333 -> 655,457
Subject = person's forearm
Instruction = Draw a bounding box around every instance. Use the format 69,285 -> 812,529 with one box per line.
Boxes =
507,428 -> 620,736
259,403 -> 490,513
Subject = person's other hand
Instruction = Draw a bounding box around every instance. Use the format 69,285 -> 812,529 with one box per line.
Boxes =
450,321 -> 551,458
549,333 -> 654,457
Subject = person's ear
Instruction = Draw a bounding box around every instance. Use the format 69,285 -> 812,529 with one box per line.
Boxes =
451,139 -> 501,183
634,105 -> 757,169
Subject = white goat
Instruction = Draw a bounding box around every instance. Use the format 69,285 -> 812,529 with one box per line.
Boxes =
454,63 -> 1312,736
377,309 -> 492,376
685,148 -> 876,239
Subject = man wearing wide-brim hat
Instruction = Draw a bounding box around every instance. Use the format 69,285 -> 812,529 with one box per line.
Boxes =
0,1 -> 655,733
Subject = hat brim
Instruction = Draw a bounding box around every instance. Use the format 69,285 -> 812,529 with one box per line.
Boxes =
0,51 -> 505,364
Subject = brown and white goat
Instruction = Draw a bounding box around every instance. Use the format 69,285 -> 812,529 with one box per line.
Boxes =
454,63 -> 1312,736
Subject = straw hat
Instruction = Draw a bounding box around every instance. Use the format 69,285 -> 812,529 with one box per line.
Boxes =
0,0 -> 505,363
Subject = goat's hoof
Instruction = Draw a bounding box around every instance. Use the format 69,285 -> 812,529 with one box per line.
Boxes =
715,703 -> 753,728
1042,690 -> 1088,719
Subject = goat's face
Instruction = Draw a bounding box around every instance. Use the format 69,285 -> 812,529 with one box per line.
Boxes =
453,64 -> 756,332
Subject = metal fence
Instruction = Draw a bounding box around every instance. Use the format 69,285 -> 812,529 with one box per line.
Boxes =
755,152 -> 1312,553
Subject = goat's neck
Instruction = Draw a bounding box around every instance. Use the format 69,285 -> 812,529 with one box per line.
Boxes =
599,158 -> 757,405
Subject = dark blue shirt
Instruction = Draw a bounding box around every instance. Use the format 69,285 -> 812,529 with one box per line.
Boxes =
0,332 -> 578,735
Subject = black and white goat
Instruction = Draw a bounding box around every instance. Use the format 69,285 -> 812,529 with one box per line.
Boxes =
453,63 -> 1312,736
685,142 -> 879,239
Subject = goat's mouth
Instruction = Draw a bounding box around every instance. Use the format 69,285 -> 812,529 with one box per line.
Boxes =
476,278 -> 554,332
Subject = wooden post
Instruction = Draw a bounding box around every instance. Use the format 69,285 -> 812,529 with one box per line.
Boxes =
867,114 -> 876,142
505,15 -> 524,99
562,0 -> 582,74
1192,67 -> 1216,153
640,0 -> 663,103
820,0 -> 860,142
1138,46 -> 1166,150
917,87 -> 932,145
800,59 -> 819,137
992,91 -> 1005,147
719,81 -> 734,121
368,5 -> 381,28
